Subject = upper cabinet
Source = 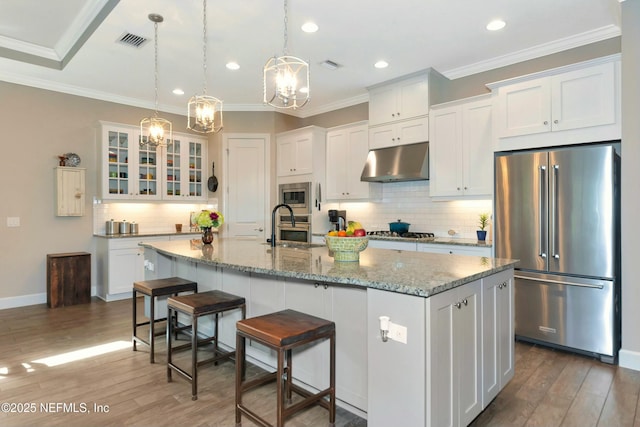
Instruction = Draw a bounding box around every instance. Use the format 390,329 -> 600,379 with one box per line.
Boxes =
369,117 -> 429,150
326,121 -> 379,200
164,135 -> 207,200
368,74 -> 430,126
276,126 -> 326,178
429,95 -> 493,198
367,69 -> 450,149
99,122 -> 207,201
489,55 -> 620,150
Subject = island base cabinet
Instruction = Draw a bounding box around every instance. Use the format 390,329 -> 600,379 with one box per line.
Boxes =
426,279 -> 482,427
285,281 -> 368,412
367,288 -> 426,427
481,269 -> 514,407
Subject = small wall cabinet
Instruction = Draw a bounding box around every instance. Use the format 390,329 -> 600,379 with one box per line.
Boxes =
429,95 -> 493,198
55,167 -> 85,216
276,127 -> 326,177
489,55 -> 621,150
368,117 -> 429,149
368,73 -> 430,126
326,121 -> 379,200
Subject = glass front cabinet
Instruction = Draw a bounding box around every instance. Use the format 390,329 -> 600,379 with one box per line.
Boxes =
99,122 -> 207,201
164,136 -> 205,200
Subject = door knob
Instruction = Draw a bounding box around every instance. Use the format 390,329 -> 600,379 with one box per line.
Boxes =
254,227 -> 264,232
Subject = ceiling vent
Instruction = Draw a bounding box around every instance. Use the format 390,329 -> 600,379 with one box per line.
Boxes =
320,60 -> 341,70
116,32 -> 149,48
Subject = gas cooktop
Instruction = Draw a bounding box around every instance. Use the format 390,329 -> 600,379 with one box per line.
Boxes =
366,231 -> 435,239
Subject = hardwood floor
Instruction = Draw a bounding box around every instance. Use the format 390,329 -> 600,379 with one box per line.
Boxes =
1,298 -> 639,427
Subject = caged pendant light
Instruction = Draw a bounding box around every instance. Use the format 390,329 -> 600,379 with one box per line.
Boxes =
140,13 -> 172,148
188,0 -> 223,133
263,0 -> 310,109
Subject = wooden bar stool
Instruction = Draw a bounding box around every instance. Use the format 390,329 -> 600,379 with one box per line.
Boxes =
235,309 -> 336,427
132,277 -> 197,363
167,290 -> 246,401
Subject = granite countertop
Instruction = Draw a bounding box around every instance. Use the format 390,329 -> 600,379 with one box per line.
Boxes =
312,233 -> 492,248
94,231 -> 203,239
141,238 -> 516,298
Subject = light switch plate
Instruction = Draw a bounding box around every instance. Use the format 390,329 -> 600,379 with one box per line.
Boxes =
7,217 -> 20,227
388,322 -> 408,344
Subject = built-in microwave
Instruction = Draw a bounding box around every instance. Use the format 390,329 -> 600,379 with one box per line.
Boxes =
279,182 -> 311,214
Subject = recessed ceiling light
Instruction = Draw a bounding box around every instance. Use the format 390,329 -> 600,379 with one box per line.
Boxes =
301,22 -> 318,33
486,19 -> 506,31
226,62 -> 240,70
374,60 -> 389,69
173,88 -> 184,95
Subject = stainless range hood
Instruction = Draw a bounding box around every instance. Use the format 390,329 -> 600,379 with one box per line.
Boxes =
360,142 -> 429,183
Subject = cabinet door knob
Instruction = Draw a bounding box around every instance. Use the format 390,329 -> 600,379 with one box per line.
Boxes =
462,299 -> 468,306
455,302 -> 461,309
554,119 -> 559,124
543,121 -> 549,125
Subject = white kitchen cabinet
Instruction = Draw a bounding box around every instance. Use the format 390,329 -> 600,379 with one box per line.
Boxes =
367,239 -> 418,251
429,95 -> 493,198
418,243 -> 492,257
55,167 -> 85,216
427,279 -> 482,427
368,73 -> 430,126
99,122 -> 208,201
277,129 -> 313,176
99,122 -> 162,200
163,135 -> 207,200
276,126 -> 326,178
490,56 -> 620,143
96,236 -> 166,301
481,269 -> 514,407
368,116 -> 429,149
284,280 -> 368,411
326,122 -> 378,200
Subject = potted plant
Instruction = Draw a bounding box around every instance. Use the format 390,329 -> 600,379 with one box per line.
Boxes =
477,213 -> 489,241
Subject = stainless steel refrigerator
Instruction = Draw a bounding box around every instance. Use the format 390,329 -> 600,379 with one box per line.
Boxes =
494,143 -> 620,363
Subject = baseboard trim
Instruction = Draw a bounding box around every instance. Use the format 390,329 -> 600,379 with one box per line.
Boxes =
619,349 -> 640,372
0,287 -> 98,310
0,292 -> 47,310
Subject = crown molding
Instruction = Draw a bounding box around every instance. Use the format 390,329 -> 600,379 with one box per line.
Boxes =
443,24 -> 621,80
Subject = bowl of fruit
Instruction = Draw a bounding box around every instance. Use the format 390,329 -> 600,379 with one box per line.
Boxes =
326,221 -> 368,262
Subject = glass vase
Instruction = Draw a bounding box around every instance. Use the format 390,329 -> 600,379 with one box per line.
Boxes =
202,227 -> 214,244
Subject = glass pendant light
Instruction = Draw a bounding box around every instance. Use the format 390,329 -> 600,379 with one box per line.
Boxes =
263,0 -> 310,109
140,13 -> 172,147
188,0 -> 223,133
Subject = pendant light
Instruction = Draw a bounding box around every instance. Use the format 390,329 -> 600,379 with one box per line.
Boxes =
263,0 -> 310,109
188,0 -> 223,133
140,13 -> 172,147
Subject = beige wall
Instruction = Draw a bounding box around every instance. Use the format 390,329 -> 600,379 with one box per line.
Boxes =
620,0 -> 640,368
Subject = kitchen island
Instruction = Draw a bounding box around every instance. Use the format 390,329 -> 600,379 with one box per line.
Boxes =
141,238 -> 517,427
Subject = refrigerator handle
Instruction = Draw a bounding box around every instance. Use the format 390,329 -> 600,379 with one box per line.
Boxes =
539,165 -> 546,259
551,164 -> 560,259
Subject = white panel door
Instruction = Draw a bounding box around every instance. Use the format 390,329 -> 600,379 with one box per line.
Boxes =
224,134 -> 269,240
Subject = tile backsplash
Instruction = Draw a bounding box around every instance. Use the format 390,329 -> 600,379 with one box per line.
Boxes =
93,200 -> 218,234
325,181 -> 493,240
94,181 -> 492,240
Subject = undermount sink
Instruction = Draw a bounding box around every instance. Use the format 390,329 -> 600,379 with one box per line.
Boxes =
262,242 -> 325,249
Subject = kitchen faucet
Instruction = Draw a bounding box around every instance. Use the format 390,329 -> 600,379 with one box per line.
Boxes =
269,204 -> 295,247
